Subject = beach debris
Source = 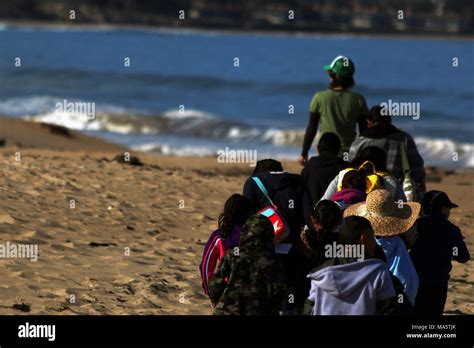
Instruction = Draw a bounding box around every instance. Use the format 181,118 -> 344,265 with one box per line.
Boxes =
195,239 -> 206,246
113,154 -> 143,166
39,122 -> 73,138
13,302 -> 31,312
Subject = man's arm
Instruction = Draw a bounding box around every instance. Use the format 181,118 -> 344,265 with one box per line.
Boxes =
301,112 -> 320,158
357,97 -> 369,134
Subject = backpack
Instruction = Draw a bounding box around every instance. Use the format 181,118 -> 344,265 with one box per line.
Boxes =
199,231 -> 226,296
251,177 -> 290,244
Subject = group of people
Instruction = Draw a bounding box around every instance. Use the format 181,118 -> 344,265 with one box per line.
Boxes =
199,56 -> 470,315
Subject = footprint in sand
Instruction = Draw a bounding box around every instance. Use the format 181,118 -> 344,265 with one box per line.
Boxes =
149,280 -> 181,297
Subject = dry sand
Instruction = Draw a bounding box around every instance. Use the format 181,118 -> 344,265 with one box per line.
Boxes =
0,118 -> 471,315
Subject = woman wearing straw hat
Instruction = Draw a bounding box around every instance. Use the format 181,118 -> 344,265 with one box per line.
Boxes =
344,189 -> 420,306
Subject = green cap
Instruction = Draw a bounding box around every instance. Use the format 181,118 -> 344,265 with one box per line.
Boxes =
323,55 -> 355,77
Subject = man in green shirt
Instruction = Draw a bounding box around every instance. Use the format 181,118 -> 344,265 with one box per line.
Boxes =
298,56 -> 368,165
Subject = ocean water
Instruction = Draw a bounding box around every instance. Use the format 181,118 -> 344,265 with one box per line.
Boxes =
0,25 -> 472,167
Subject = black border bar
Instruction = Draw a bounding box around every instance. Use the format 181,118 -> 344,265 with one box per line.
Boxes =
0,315 -> 472,346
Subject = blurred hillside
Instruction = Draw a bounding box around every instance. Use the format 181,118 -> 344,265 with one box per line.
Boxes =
0,0 -> 473,35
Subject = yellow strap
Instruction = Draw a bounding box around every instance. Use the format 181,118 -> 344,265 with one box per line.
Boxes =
337,168 -> 354,191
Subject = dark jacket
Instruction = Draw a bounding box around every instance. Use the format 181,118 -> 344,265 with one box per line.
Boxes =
411,213 -> 470,287
243,171 -> 304,243
287,230 -> 338,309
302,153 -> 347,205
348,124 -> 426,191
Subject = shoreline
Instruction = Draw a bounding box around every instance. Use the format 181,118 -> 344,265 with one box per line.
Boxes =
1,116 -> 472,170
1,19 -> 473,41
0,117 -> 126,153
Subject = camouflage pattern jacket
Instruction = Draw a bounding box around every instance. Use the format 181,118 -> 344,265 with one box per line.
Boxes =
209,215 -> 287,315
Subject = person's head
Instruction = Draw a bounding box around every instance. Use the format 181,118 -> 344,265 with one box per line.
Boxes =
367,105 -> 392,128
317,132 -> 341,155
311,200 -> 343,236
339,216 -> 376,257
239,214 -> 275,250
351,146 -> 387,172
253,159 -> 283,175
422,190 -> 459,218
341,169 -> 367,192
324,56 -> 355,90
329,71 -> 355,90
218,194 -> 252,239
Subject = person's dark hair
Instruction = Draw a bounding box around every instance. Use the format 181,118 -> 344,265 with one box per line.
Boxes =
311,200 -> 343,236
329,72 -> 355,89
429,200 -> 446,214
253,159 -> 283,175
422,191 -> 449,215
339,216 -> 372,245
367,105 -> 392,125
351,146 -> 388,172
218,194 -> 251,239
318,132 -> 341,155
341,169 -> 367,192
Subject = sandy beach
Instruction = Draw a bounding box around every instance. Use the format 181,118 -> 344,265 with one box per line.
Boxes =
0,118 -> 471,315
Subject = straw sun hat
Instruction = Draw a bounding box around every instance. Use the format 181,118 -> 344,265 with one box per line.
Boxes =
343,189 -> 421,236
